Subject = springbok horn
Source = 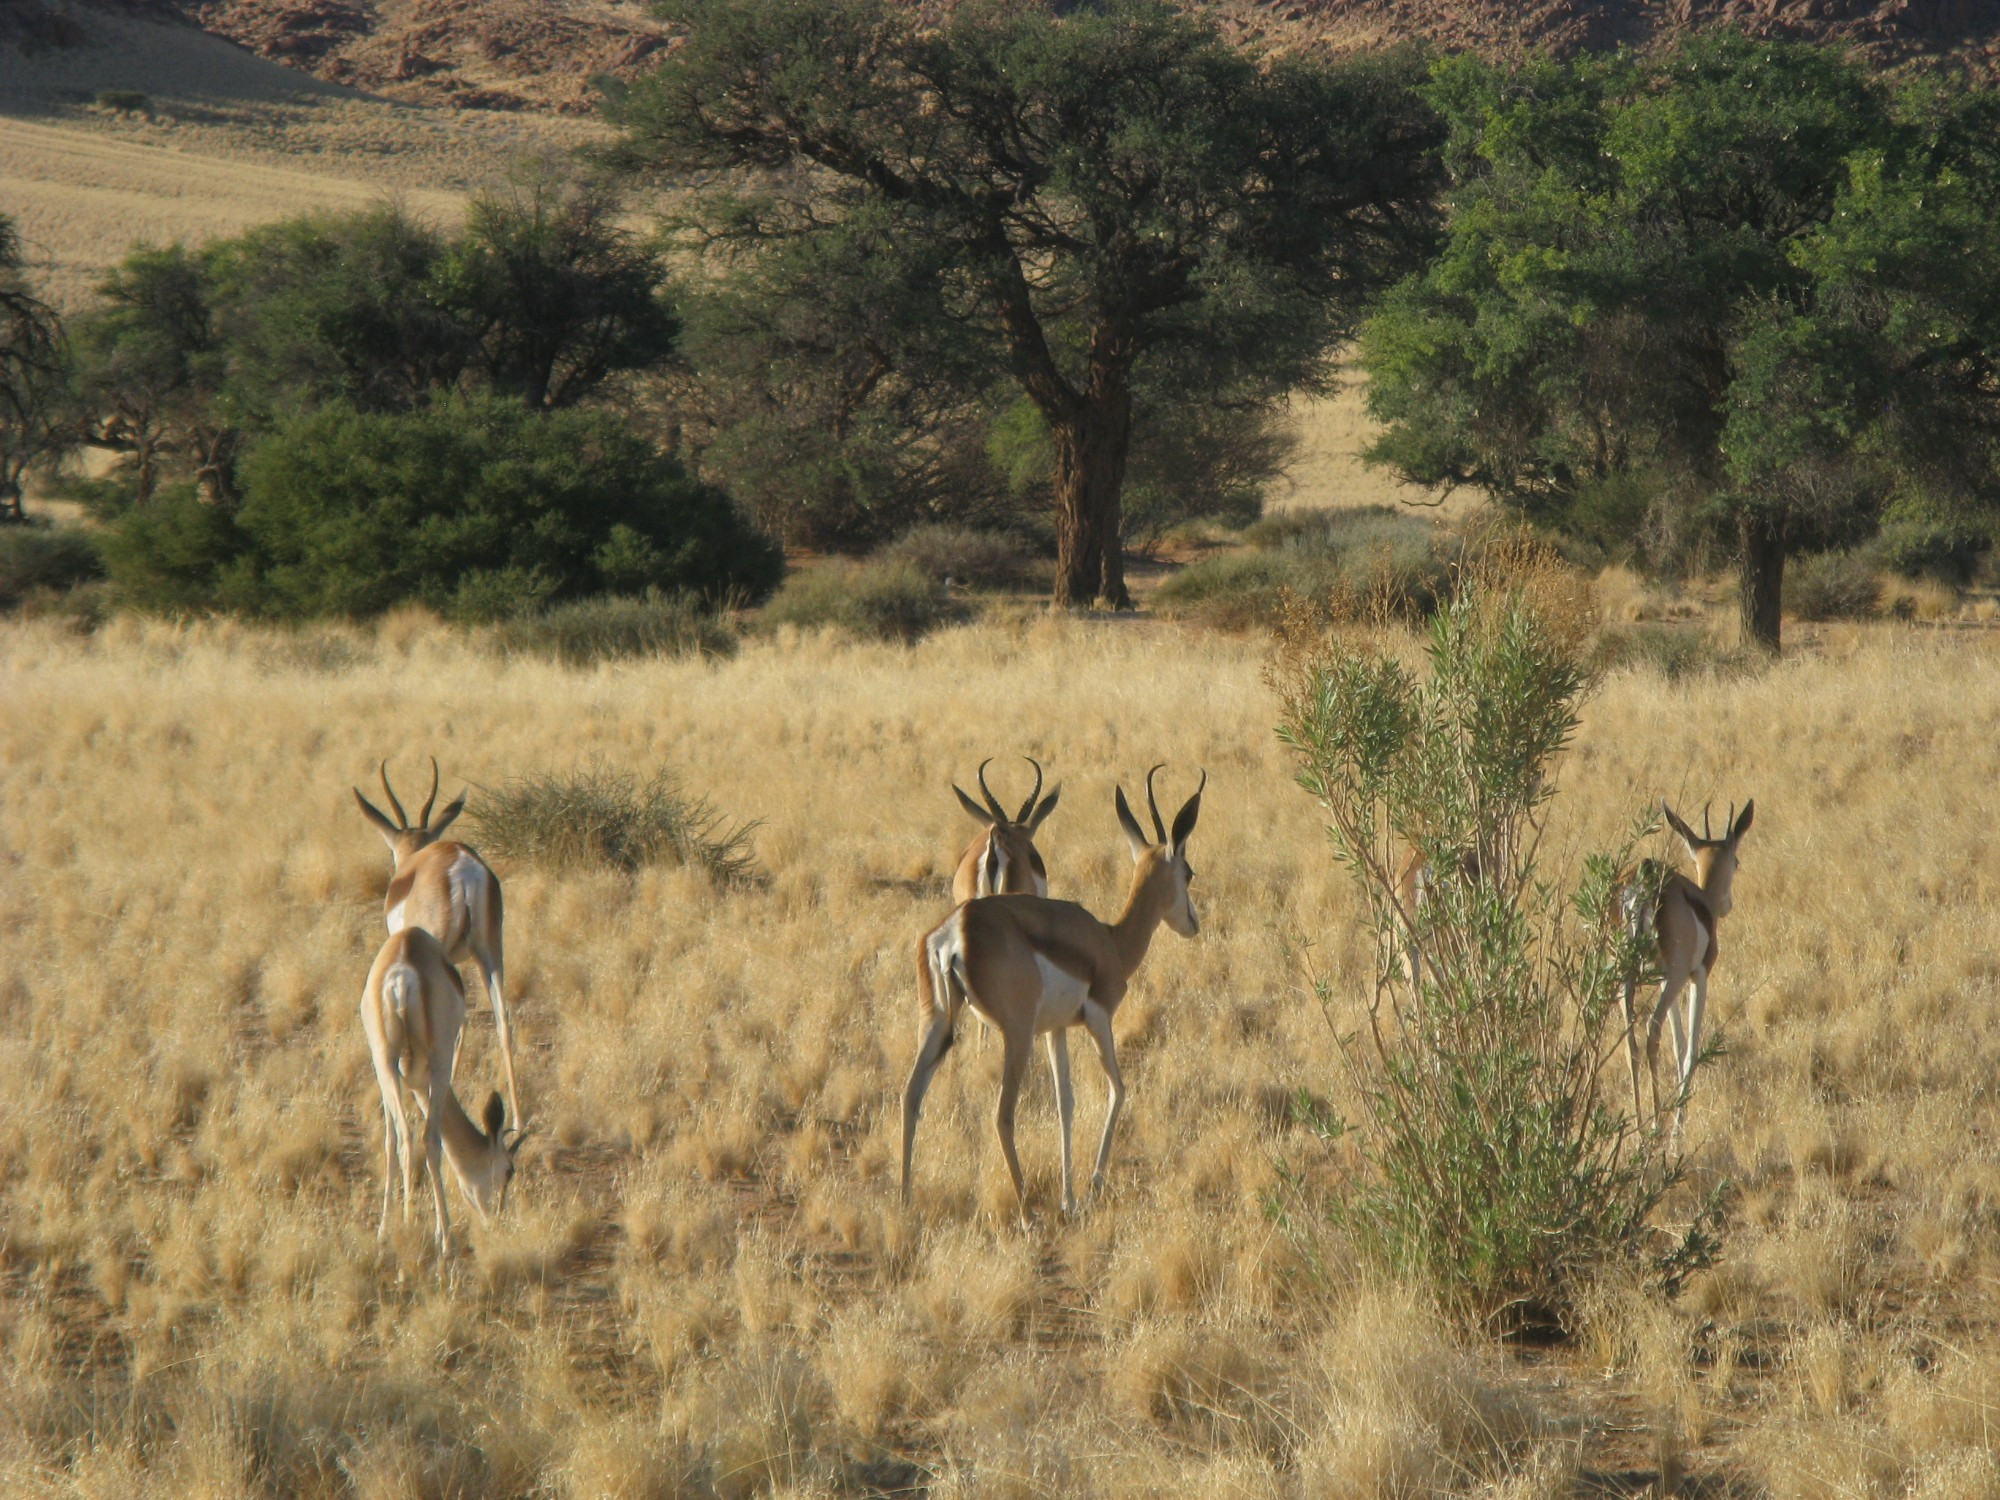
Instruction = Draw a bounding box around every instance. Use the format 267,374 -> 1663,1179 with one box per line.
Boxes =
1726,801 -> 1736,840
379,761 -> 409,830
1015,757 -> 1044,825
976,758 -> 1009,824
418,756 -> 440,830
1144,763 -> 1169,845
1702,802 -> 1713,842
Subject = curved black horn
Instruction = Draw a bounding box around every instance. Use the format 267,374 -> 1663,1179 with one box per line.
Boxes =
1015,757 -> 1044,825
418,756 -> 441,830
1702,802 -> 1713,842
975,758 -> 1009,823
379,761 -> 409,830
1144,764 -> 1169,845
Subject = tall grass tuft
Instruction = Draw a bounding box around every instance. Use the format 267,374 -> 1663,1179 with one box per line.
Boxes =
490,591 -> 737,667
469,764 -> 761,886
1273,555 -> 1715,1327
763,559 -> 971,643
1157,505 -> 1447,630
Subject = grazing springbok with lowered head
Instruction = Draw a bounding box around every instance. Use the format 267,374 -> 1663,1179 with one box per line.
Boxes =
905,766 -> 1204,1229
354,759 -> 518,1127
951,757 -> 1062,904
1623,798 -> 1754,1144
362,926 -> 531,1258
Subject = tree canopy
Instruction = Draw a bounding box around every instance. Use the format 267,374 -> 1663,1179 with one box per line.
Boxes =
605,0 -> 1442,606
1361,34 -> 2000,652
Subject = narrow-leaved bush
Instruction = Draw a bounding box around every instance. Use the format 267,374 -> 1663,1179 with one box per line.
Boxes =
1273,559 -> 1716,1326
469,764 -> 760,887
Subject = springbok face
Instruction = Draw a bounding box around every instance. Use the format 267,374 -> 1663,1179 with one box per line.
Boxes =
353,758 -> 467,866
1662,799 -> 1754,917
952,757 -> 1062,898
451,1091 -> 530,1223
1116,765 -> 1206,938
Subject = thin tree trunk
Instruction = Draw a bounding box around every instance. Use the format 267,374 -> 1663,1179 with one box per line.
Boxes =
1049,390 -> 1134,610
1738,509 -> 1786,654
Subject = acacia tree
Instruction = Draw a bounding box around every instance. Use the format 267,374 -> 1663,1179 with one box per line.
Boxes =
605,0 -> 1440,607
0,215 -> 68,520
1362,36 -> 1933,652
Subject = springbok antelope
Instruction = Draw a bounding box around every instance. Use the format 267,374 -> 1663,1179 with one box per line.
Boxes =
1623,799 -> 1754,1142
361,926 -> 530,1257
902,766 -> 1205,1228
951,757 -> 1062,903
353,759 -> 518,1127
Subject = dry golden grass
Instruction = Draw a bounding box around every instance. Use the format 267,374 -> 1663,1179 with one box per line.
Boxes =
2,600 -> 2000,1494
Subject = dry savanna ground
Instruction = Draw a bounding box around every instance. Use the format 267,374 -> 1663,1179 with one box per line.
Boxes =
3,601 -> 2000,1497
0,11 -> 593,307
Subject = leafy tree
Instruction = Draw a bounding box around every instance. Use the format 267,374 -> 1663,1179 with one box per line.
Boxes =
0,214 -> 69,521
72,245 -> 236,505
455,172 -> 681,410
1361,36 -> 2000,653
605,0 -> 1441,606
102,397 -> 783,619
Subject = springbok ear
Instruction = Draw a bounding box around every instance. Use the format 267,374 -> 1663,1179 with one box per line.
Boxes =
482,1091 -> 506,1139
1661,800 -> 1700,850
353,788 -> 400,845
952,783 -> 995,825
1028,783 -> 1062,833
1114,785 -> 1149,858
430,793 -> 467,839
1170,771 -> 1206,855
1729,799 -> 1754,842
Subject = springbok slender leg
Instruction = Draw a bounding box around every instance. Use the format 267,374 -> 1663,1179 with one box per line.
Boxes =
994,1026 -> 1034,1230
1080,1002 -> 1127,1202
1046,1029 -> 1077,1217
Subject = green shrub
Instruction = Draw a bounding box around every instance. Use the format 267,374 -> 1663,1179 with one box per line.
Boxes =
1274,579 -> 1712,1325
1869,516 -> 1990,584
491,591 -> 736,667
1158,506 -> 1448,629
468,764 -> 759,886
1786,551 -> 1880,621
1593,624 -> 1753,682
102,398 -> 785,620
0,526 -> 105,606
875,524 -> 1038,589
762,559 -> 971,643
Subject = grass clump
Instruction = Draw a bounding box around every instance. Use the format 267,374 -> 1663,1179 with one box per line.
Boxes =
0,525 -> 104,608
1274,558 -> 1712,1327
94,89 -> 150,113
1594,623 -> 1754,682
1158,505 -> 1447,630
875,524 -> 1039,589
1786,551 -> 1881,621
491,591 -> 737,667
763,559 -> 971,643
469,764 -> 761,886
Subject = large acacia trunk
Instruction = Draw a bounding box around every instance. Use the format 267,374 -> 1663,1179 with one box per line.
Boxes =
1049,389 -> 1133,610
1738,510 -> 1786,654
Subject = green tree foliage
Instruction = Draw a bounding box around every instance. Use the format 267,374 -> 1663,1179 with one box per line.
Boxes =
1274,566 -> 1711,1324
74,244 -> 235,504
0,214 -> 69,521
101,396 -> 782,619
1361,35 -> 2000,652
605,0 -> 1441,606
72,188 -> 680,504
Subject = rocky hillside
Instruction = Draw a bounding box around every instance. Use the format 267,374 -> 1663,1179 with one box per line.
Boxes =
7,0 -> 2000,112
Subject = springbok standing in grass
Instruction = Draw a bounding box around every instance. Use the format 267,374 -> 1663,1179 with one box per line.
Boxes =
354,759 -> 518,1127
1623,799 -> 1754,1143
951,757 -> 1062,903
903,766 -> 1204,1228
362,926 -> 530,1257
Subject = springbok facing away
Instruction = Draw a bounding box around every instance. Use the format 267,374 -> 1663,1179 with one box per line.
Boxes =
903,766 -> 1204,1229
361,926 -> 530,1258
951,757 -> 1062,903
353,759 -> 518,1127
1623,798 -> 1755,1143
